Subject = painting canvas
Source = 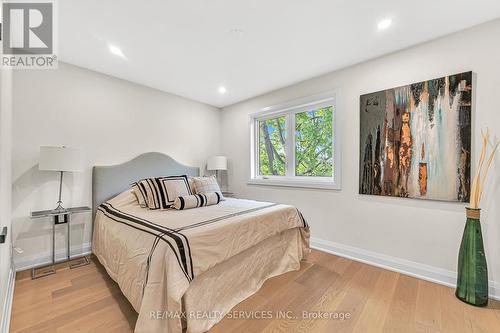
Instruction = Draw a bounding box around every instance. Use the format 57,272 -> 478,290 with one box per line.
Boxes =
359,71 -> 472,202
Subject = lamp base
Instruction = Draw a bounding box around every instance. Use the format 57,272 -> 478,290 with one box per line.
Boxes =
53,201 -> 68,214
54,171 -> 68,214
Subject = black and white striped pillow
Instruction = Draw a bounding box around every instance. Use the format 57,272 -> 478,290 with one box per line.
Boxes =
131,178 -> 162,209
131,183 -> 147,208
131,175 -> 192,210
172,192 -> 221,210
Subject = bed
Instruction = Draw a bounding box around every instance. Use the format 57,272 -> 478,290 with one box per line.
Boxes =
91,152 -> 310,333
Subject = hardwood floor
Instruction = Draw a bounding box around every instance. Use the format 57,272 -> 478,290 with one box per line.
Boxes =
10,250 -> 500,333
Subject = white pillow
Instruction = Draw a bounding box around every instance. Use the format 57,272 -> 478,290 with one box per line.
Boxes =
191,176 -> 224,200
187,177 -> 197,194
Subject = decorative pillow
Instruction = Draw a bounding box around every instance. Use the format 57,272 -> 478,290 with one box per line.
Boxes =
158,175 -> 192,209
131,183 -> 147,208
131,175 -> 191,210
172,192 -> 221,210
187,177 -> 197,194
132,178 -> 163,209
191,176 -> 224,200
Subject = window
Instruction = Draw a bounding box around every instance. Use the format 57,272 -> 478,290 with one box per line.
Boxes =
258,116 -> 287,176
295,106 -> 333,177
249,92 -> 341,189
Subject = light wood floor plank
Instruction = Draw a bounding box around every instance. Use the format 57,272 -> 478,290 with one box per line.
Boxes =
352,269 -> 399,332
10,251 -> 500,333
415,279 -> 443,331
382,274 -> 419,333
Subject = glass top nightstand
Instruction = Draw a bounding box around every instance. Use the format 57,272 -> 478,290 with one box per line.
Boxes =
30,206 -> 91,279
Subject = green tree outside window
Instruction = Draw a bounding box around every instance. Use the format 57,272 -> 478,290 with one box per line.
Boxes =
258,106 -> 333,177
259,116 -> 286,176
295,106 -> 333,177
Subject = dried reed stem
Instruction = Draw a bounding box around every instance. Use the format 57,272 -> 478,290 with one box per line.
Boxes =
479,140 -> 500,204
470,128 -> 499,209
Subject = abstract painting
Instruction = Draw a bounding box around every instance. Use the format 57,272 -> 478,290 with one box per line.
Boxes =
359,72 -> 472,202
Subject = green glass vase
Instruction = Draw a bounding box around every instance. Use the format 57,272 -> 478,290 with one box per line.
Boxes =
455,208 -> 488,307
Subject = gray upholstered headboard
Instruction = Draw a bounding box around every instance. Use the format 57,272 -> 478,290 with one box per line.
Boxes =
92,152 -> 199,218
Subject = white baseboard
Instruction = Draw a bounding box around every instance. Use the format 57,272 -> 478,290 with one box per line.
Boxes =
13,242 -> 92,272
310,237 -> 500,301
0,267 -> 15,333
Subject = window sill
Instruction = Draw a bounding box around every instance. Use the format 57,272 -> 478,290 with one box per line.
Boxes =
247,178 -> 341,190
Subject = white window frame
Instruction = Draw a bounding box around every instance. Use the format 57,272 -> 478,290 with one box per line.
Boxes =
248,90 -> 342,190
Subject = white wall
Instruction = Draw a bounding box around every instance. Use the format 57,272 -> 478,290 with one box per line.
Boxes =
221,19 -> 500,295
0,3 -> 14,330
0,68 -> 13,333
12,62 -> 221,269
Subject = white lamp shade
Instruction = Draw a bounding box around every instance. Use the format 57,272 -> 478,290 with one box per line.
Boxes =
39,146 -> 83,172
207,155 -> 227,171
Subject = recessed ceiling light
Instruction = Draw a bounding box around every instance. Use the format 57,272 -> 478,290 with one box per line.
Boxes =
377,18 -> 392,30
108,44 -> 126,58
218,86 -> 227,94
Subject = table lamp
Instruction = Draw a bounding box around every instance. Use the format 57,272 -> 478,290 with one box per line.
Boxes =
39,146 -> 83,213
207,155 -> 227,183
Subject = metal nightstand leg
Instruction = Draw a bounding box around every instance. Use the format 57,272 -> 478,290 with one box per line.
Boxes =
67,214 -> 71,262
31,265 -> 56,279
67,214 -> 91,269
70,256 -> 91,269
32,223 -> 57,279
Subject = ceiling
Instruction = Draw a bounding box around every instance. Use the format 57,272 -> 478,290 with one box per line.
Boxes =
59,0 -> 500,108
